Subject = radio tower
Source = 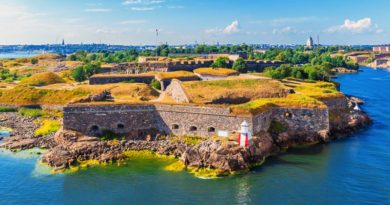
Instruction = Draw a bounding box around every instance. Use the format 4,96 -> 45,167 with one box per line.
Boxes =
155,28 -> 159,57
317,35 -> 320,46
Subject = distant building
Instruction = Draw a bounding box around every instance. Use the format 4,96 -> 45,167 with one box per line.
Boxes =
306,36 -> 314,48
373,45 -> 390,53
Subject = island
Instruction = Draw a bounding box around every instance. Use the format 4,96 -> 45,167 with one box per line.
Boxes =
0,46 -> 372,177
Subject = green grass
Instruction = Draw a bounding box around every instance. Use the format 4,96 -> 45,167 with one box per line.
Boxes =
0,107 -> 17,112
18,108 -> 45,118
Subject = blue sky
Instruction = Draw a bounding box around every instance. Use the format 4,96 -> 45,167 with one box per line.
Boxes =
0,0 -> 389,45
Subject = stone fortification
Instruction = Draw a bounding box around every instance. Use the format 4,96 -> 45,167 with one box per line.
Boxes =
63,103 -> 329,139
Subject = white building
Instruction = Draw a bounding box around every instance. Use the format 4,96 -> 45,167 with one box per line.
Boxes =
306,36 -> 314,48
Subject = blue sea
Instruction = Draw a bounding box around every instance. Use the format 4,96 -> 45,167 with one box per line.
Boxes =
0,67 -> 389,205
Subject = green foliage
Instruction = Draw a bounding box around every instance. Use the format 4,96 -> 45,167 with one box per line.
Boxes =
232,58 -> 247,73
264,64 -> 332,81
18,108 -> 45,118
72,66 -> 87,82
99,130 -> 118,141
0,107 -> 17,112
30,58 -> 39,65
268,121 -> 287,134
150,79 -> 161,90
211,57 -> 230,68
0,68 -> 18,82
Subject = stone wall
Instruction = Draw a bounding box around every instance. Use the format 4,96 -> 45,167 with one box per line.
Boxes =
63,104 -> 251,138
89,75 -> 155,85
63,103 -> 330,139
163,80 -> 190,103
322,97 -> 348,110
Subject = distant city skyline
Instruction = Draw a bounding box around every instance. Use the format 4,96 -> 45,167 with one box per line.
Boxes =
0,0 -> 389,45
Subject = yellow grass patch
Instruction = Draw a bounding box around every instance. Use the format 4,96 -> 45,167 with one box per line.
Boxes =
231,94 -> 327,115
182,79 -> 290,104
155,71 -> 197,80
21,72 -> 65,86
194,67 -> 239,76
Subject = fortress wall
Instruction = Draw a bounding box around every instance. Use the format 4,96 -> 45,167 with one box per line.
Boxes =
63,104 -> 250,138
163,80 -> 190,103
63,105 -> 158,137
246,61 -> 283,72
167,61 -> 213,72
271,107 -> 329,134
251,109 -> 274,134
322,97 -> 348,110
154,104 -> 250,137
63,105 -> 330,138
89,75 -> 155,85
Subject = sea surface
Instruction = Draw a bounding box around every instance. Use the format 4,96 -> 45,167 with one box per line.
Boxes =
0,67 -> 390,205
0,52 -> 40,59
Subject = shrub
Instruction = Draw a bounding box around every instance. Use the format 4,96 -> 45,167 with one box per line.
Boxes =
18,108 -> 45,118
268,120 -> 287,134
72,66 -> 87,82
34,119 -> 61,136
211,57 -> 230,68
0,107 -> 17,112
150,79 -> 161,90
232,58 -> 247,73
30,58 -> 39,65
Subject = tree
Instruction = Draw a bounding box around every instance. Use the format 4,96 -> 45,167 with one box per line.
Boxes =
232,58 -> 247,73
72,66 -> 87,82
211,57 -> 230,68
84,62 -> 101,77
150,79 -> 161,90
30,58 -> 39,65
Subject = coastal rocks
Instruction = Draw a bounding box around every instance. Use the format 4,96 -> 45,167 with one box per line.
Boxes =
332,67 -> 359,74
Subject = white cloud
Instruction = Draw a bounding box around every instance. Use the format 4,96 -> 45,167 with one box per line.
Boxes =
167,5 -> 184,9
223,20 -> 240,34
119,20 -> 146,25
327,18 -> 382,33
84,8 -> 112,12
250,16 -> 326,25
272,26 -> 293,34
123,0 -> 164,5
129,7 -> 156,11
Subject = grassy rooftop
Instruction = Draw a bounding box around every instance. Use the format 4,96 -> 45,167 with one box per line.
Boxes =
194,67 -> 239,77
282,79 -> 344,100
181,79 -> 290,104
231,94 -> 326,116
155,71 -> 198,80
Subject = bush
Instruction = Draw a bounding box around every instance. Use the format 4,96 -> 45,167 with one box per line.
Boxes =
232,58 -> 247,73
150,79 -> 161,90
30,58 -> 39,65
0,107 -> 17,112
72,66 -> 87,82
211,57 -> 230,68
34,119 -> 61,136
18,108 -> 45,118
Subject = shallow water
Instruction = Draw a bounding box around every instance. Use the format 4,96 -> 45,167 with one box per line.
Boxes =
0,67 -> 390,205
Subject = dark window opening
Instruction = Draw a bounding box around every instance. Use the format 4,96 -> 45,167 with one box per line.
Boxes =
90,125 -> 99,132
190,126 -> 197,131
172,124 -> 179,129
117,123 -> 125,129
208,127 -> 216,132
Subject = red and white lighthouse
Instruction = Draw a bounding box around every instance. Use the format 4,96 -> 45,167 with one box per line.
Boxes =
237,121 -> 252,148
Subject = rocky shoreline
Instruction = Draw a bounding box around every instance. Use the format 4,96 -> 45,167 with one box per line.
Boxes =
0,96 -> 372,176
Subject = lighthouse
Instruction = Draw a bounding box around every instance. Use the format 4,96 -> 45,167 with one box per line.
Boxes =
238,121 -> 252,148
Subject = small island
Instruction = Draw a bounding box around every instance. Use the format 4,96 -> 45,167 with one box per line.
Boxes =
0,46 -> 371,177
